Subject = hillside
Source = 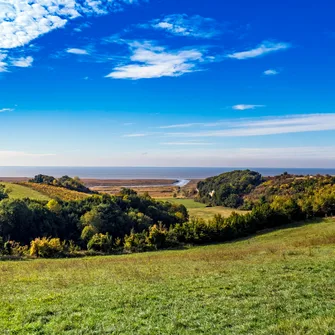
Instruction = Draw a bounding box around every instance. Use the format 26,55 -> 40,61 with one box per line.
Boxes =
245,173 -> 335,203
0,218 -> 334,334
197,170 -> 335,212
19,182 -> 91,201
29,174 -> 93,194
197,170 -> 263,208
1,182 -> 50,201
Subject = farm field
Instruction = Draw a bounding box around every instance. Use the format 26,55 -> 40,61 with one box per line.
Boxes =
157,198 -> 247,219
0,182 -> 50,201
0,218 -> 334,334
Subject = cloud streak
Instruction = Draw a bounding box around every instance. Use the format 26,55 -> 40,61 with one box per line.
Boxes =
66,48 -> 90,55
146,14 -> 221,39
106,41 -> 205,80
227,41 -> 291,60
232,104 -> 265,110
0,151 -> 55,158
0,108 -> 14,113
263,69 -> 279,76
166,114 -> 335,138
160,142 -> 213,146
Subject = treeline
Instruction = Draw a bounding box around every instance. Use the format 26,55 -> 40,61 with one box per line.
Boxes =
1,190 -> 334,258
197,170 -> 263,208
0,188 -> 188,257
197,170 -> 335,210
29,174 -> 93,194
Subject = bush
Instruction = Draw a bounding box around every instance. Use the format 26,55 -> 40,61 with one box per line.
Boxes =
146,224 -> 168,249
124,230 -> 153,253
87,233 -> 113,253
30,237 -> 65,258
81,225 -> 97,243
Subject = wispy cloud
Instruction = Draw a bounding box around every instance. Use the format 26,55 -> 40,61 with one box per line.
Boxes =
145,14 -> 221,39
0,53 -> 8,72
159,123 -> 203,129
66,48 -> 90,55
263,69 -> 279,76
123,133 -> 149,137
165,114 -> 335,138
0,108 -> 14,113
160,142 -> 213,146
0,151 -> 55,158
227,41 -> 291,60
232,104 -> 265,110
0,1 -> 143,49
11,56 -> 34,68
106,41 -> 205,80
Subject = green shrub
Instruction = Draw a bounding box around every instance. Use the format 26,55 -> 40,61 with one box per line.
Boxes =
146,224 -> 168,249
87,233 -> 113,253
124,230 -> 153,253
30,237 -> 65,258
81,225 -> 97,243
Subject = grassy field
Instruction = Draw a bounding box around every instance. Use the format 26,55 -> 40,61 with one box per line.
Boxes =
19,182 -> 91,201
158,198 -> 247,219
0,182 -> 50,201
0,218 -> 334,334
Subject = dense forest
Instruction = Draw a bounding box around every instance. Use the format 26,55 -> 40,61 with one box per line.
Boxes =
197,170 -> 263,208
197,170 -> 335,211
0,171 -> 334,258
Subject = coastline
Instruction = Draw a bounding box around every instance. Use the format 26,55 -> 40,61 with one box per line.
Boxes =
0,177 -> 191,188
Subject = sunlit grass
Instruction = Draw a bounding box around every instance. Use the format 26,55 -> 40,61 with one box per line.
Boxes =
1,182 -> 50,201
0,218 -> 334,334
19,182 -> 91,201
157,197 -> 248,219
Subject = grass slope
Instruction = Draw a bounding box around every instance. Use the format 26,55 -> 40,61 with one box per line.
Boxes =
20,182 -> 91,201
158,198 -> 247,219
1,182 -> 50,201
1,218 -> 334,334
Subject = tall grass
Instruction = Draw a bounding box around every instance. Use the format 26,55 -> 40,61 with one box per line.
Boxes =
0,218 -> 334,334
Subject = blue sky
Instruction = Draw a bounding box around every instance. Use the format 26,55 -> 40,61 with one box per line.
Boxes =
0,0 -> 335,167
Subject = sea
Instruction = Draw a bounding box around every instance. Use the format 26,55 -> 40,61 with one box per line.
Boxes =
0,166 -> 334,180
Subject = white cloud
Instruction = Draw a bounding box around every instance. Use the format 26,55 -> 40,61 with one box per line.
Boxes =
148,14 -> 221,39
232,104 -> 265,110
66,48 -> 90,55
0,0 -> 143,49
264,69 -> 279,76
227,41 -> 291,60
106,41 -> 204,80
11,56 -> 34,67
165,114 -> 335,138
0,108 -> 14,113
0,53 -> 8,72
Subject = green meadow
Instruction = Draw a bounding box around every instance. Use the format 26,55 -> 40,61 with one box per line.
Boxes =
1,182 -> 51,201
1,218 -> 334,334
158,198 -> 247,219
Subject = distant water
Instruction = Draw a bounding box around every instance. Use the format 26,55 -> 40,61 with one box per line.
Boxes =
0,166 -> 334,179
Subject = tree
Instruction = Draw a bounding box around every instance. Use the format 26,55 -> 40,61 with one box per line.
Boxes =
0,184 -> 8,201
